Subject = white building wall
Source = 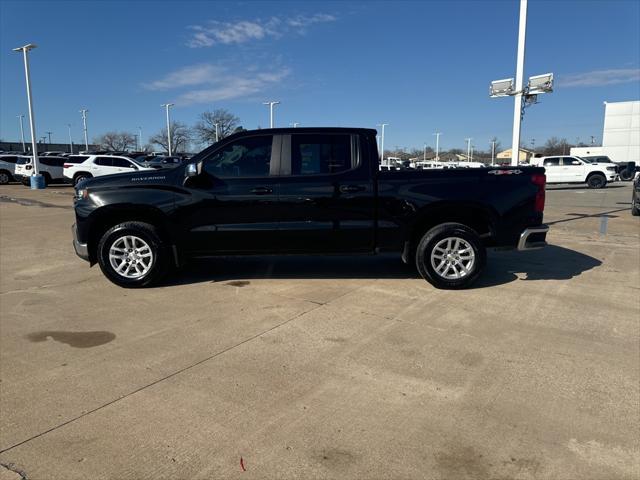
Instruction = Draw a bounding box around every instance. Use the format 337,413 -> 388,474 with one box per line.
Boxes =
602,100 -> 640,163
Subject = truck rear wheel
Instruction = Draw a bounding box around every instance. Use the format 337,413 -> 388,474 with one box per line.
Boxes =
415,223 -> 486,289
97,222 -> 170,288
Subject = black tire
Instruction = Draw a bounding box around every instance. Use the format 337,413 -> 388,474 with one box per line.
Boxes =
42,172 -> 51,186
632,205 -> 640,216
620,170 -> 633,181
587,173 -> 606,189
97,222 -> 170,288
74,173 -> 92,186
0,171 -> 10,185
415,223 -> 486,290
21,177 -> 30,186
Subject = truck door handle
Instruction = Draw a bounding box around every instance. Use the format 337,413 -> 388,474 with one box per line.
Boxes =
340,185 -> 365,193
250,187 -> 273,195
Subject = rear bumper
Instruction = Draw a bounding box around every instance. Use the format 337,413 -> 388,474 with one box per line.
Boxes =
72,223 -> 90,261
517,225 -> 549,251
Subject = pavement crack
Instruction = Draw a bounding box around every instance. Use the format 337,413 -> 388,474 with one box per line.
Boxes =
0,301 -> 325,455
0,462 -> 28,479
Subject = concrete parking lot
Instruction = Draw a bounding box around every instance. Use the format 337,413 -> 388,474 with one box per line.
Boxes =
1,182 -> 638,480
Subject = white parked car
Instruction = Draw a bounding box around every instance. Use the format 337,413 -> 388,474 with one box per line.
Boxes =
531,155 -> 617,188
63,155 -> 153,186
14,156 -> 67,186
0,155 -> 21,184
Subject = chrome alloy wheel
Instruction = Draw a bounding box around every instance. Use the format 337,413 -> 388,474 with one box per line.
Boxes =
108,235 -> 154,279
430,237 -> 476,280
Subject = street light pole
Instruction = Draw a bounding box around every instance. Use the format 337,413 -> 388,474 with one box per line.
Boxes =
377,124 -> 388,165
45,131 -> 52,144
491,140 -> 496,165
510,0 -> 528,166
423,143 -> 427,162
465,138 -> 472,162
433,132 -> 441,160
17,115 -> 26,152
161,103 -> 174,155
471,144 -> 474,162
138,126 -> 143,150
290,122 -> 299,128
262,101 -> 280,128
80,109 -> 89,150
213,123 -> 219,142
67,124 -> 73,153
13,44 -> 40,176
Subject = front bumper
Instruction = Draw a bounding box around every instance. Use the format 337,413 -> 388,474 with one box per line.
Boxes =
72,223 -> 90,261
517,225 -> 549,251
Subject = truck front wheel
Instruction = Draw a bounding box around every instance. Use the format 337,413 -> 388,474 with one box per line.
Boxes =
415,223 -> 486,289
97,221 -> 170,288
587,173 -> 606,189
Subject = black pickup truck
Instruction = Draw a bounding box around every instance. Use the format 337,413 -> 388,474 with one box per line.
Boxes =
72,128 -> 548,289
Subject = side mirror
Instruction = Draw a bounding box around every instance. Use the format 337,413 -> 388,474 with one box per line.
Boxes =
186,162 -> 198,177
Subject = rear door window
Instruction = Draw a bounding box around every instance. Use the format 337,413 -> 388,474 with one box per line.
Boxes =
95,157 -> 114,166
0,156 -> 18,164
290,134 -> 353,175
543,157 -> 560,166
112,158 -> 136,168
67,156 -> 89,164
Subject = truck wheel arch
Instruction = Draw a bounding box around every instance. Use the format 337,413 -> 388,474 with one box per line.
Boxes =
406,204 -> 497,258
86,206 -> 175,264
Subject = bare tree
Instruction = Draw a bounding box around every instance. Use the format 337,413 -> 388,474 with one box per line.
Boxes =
542,137 -> 572,156
194,109 -> 240,146
94,131 -> 136,151
149,121 -> 192,153
490,137 -> 502,154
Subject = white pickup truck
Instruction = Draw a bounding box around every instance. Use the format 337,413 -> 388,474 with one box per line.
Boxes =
531,155 -> 617,188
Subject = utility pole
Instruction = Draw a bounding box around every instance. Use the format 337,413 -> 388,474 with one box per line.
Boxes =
17,115 -> 26,152
13,44 -> 40,178
161,103 -> 174,155
377,124 -> 388,165
433,132 -> 441,160
465,138 -> 472,162
67,124 -> 73,153
510,0 -> 528,166
45,131 -> 52,144
262,101 -> 280,128
491,139 -> 496,165
80,109 -> 89,150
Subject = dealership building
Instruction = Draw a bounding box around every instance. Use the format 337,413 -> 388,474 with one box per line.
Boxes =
572,100 -> 640,164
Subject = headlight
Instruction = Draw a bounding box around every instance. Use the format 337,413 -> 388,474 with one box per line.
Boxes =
74,188 -> 89,200
606,166 -> 617,171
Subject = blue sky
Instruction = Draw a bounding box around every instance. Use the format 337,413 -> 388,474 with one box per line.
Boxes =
1,0 -> 639,152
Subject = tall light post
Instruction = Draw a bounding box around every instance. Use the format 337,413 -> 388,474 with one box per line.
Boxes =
13,43 -> 40,179
465,138 -> 472,162
510,0 -> 528,166
423,143 -> 427,162
471,144 -> 474,162
17,115 -> 26,152
262,101 -> 280,128
138,126 -> 143,150
433,132 -> 441,160
377,124 -> 388,165
161,103 -> 174,155
79,109 -> 89,150
290,122 -> 300,128
67,124 -> 73,153
213,123 -> 220,142
491,139 -> 496,165
45,131 -> 52,144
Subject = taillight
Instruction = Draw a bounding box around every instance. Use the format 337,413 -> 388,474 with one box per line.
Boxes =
532,173 -> 546,212
63,163 -> 72,168
25,165 -> 33,171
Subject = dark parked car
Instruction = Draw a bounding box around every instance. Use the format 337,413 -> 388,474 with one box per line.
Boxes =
72,128 -> 549,288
